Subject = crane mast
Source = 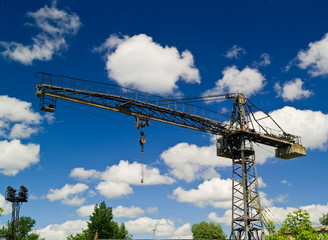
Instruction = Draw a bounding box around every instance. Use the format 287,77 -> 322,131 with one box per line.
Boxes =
35,72 -> 306,240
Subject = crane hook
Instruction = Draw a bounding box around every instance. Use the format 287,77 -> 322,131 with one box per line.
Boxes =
139,130 -> 146,183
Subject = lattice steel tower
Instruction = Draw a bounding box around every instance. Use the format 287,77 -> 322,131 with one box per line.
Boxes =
5,186 -> 28,240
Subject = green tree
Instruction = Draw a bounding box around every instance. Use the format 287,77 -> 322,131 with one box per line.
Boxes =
68,201 -> 132,240
279,208 -> 315,239
191,221 -> 227,239
264,221 -> 288,240
265,208 -> 328,240
0,216 -> 44,240
320,213 -> 328,226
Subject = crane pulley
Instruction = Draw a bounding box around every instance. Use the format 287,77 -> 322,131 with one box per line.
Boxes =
34,72 -> 306,240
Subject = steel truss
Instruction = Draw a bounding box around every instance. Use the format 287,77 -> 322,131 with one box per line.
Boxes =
229,134 -> 264,240
10,202 -> 22,240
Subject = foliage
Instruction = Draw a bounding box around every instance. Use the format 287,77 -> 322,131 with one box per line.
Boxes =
67,201 -> 132,240
0,207 -> 3,217
265,208 -> 328,240
320,213 -> 328,226
264,221 -> 288,240
0,216 -> 44,240
191,221 -> 227,239
279,208 -> 314,238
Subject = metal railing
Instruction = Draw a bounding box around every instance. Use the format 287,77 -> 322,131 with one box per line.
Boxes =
36,72 -> 230,124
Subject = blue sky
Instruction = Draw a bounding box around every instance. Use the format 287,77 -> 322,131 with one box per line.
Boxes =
0,0 -> 328,239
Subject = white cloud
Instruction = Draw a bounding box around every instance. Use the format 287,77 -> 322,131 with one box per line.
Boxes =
202,66 -> 265,98
113,205 -> 145,218
96,34 -> 200,95
70,168 -> 101,181
146,207 -> 158,214
208,210 -> 232,225
76,204 -> 94,217
171,178 -> 232,209
281,180 -> 291,186
225,45 -> 246,59
102,160 -> 175,185
258,177 -> 267,188
46,183 -> 89,206
77,204 -> 145,218
173,223 -> 192,238
275,78 -> 313,101
0,139 -> 40,176
297,33 -> 328,77
0,95 -> 54,176
267,107 -> 328,150
96,181 -> 133,199
0,194 -> 13,215
268,204 -> 328,225
37,219 -> 87,240
99,160 -> 175,187
274,194 -> 288,203
125,217 -> 176,236
61,196 -> 86,206
0,95 -> 42,124
161,142 -> 230,182
253,53 -> 271,67
9,123 -> 39,139
0,4 -> 81,65
70,160 -> 174,199
253,143 -> 275,164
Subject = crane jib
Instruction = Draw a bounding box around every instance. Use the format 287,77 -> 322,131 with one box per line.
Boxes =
34,72 -> 306,160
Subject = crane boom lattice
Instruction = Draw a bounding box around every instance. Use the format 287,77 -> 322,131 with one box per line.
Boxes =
34,72 -> 306,240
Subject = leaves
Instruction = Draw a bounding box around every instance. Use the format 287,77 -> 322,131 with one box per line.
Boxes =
320,213 -> 328,226
265,208 -> 328,240
191,221 -> 227,239
67,201 -> 132,240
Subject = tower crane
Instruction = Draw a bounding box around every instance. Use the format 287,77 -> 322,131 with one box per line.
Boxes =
34,72 -> 306,240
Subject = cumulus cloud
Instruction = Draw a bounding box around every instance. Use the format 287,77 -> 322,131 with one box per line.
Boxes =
70,168 -> 101,181
267,107 -> 328,150
161,141 -> 230,182
96,160 -> 174,199
269,204 -> 328,225
208,210 -> 232,225
0,3 -> 81,65
113,205 -> 145,218
0,95 -> 42,124
146,207 -> 158,214
37,219 -> 87,240
70,161 -> 174,199
0,139 -> 40,176
297,33 -> 328,77
96,182 -> 133,199
125,217 -> 190,237
0,95 -> 53,176
76,204 -> 94,217
253,53 -> 271,67
46,183 -> 89,206
202,66 -> 265,98
0,194 -> 13,215
77,204 -> 145,218
275,78 -> 313,101
225,45 -> 246,59
95,34 -> 200,95
171,178 -> 232,208
9,123 -> 39,139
